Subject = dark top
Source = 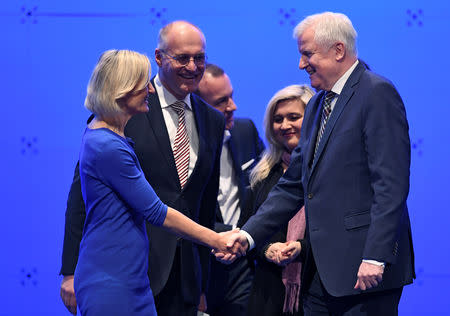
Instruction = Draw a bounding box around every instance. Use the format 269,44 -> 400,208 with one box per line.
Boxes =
74,128 -> 167,315
246,162 -> 301,316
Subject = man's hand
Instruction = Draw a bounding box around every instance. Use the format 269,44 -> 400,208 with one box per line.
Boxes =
265,241 -> 301,266
198,292 -> 207,312
213,230 -> 248,264
354,261 -> 384,291
60,275 -> 77,315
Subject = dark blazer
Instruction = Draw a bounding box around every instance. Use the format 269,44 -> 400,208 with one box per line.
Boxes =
205,118 -> 264,315
242,61 -> 415,297
60,80 -> 225,305
214,118 -> 265,232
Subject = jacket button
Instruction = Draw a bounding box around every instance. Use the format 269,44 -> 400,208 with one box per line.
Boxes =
308,193 -> 314,199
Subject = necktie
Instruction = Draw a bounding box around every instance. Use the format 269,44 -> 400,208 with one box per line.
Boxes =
313,91 -> 336,159
171,100 -> 190,188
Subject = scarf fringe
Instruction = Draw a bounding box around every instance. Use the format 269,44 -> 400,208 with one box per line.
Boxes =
283,282 -> 300,314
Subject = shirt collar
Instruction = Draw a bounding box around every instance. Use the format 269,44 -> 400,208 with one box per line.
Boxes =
330,60 -> 359,95
154,73 -> 192,110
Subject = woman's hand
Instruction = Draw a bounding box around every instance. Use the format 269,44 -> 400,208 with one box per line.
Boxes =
264,242 -> 286,265
60,275 -> 77,315
213,228 -> 247,264
265,241 -> 301,266
278,240 -> 301,265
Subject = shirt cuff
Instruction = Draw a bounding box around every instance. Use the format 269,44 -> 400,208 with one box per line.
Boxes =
240,230 -> 255,250
362,259 -> 385,267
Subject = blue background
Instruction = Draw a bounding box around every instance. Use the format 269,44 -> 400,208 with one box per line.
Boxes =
1,0 -> 449,315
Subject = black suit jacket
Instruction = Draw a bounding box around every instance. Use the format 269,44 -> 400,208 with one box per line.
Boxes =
204,118 -> 264,313
60,80 -> 225,305
213,118 -> 265,232
242,61 -> 415,297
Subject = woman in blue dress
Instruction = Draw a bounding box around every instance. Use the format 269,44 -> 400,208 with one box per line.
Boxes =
74,49 -> 237,315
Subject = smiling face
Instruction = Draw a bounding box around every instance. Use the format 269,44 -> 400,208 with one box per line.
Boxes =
297,26 -> 341,91
272,98 -> 305,153
197,72 -> 237,130
122,82 -> 155,115
155,22 -> 206,100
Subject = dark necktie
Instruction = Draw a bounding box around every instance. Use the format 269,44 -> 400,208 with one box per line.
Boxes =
314,91 -> 336,159
171,100 -> 190,188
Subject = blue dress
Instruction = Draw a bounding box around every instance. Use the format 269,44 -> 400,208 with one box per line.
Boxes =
74,128 -> 168,316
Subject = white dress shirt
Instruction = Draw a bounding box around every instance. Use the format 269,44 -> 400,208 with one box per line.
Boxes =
154,74 -> 199,178
218,130 -> 241,228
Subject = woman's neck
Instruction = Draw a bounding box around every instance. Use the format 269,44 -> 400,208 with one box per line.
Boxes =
89,115 -> 128,137
281,150 -> 292,172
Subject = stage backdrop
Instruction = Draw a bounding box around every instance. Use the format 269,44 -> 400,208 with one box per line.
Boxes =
1,0 -> 449,315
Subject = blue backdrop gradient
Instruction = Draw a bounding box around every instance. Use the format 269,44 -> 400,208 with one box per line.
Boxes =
1,0 -> 449,315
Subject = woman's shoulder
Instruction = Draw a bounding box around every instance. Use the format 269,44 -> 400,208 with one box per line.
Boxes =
82,128 -> 133,158
253,162 -> 284,196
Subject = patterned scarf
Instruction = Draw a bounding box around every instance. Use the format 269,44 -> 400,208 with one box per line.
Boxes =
282,205 -> 306,314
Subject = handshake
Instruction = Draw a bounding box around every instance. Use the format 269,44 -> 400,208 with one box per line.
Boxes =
212,229 -> 302,265
212,228 -> 249,264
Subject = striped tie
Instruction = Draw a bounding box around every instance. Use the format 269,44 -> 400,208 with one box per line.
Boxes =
171,100 -> 190,188
314,91 -> 336,160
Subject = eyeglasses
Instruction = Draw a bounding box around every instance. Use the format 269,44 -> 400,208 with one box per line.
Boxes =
160,50 -> 207,66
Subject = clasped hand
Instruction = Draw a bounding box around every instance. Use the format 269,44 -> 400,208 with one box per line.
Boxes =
212,229 -> 248,264
265,240 -> 301,266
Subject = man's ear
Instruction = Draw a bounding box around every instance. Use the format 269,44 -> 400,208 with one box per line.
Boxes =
334,42 -> 346,61
155,48 -> 163,67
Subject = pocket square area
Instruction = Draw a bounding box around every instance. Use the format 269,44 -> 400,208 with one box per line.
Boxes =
241,159 -> 255,171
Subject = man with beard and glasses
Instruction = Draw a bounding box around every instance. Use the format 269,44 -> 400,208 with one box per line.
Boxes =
60,21 -> 225,316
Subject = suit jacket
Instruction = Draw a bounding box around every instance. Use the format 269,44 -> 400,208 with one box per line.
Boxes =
213,117 -> 265,233
242,61 -> 415,297
61,80 -> 225,305
204,118 -> 264,313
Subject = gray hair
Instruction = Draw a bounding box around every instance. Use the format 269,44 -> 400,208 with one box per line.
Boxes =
250,84 -> 315,188
293,12 -> 358,56
84,49 -> 150,118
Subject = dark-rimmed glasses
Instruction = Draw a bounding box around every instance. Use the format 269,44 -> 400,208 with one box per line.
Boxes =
160,50 -> 207,66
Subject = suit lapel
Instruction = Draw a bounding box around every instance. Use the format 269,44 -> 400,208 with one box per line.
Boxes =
228,132 -> 245,203
187,95 -> 205,185
305,92 -> 325,169
146,84 -> 180,185
309,62 -> 365,174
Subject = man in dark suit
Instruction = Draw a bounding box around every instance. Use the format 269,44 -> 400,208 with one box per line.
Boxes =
60,21 -> 225,316
218,12 -> 415,315
195,63 -> 265,316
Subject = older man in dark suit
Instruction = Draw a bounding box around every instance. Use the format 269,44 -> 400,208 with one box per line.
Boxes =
196,63 -> 265,316
219,12 -> 415,316
60,21 -> 225,316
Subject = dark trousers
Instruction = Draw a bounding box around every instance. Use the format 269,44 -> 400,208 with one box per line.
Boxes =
154,248 -> 197,316
206,256 -> 254,316
303,262 -> 403,316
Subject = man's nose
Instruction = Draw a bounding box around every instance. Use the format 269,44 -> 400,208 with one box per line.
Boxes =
299,55 -> 307,69
227,98 -> 237,112
184,58 -> 198,71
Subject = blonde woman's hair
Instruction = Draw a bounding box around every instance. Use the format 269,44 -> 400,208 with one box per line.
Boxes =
249,84 -> 315,188
84,49 -> 150,118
